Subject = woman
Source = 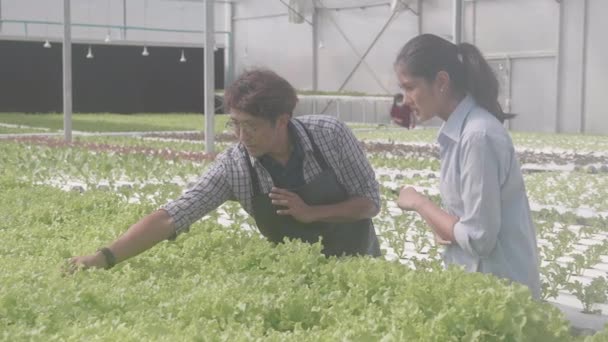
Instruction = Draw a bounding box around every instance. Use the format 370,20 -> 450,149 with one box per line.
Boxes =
393,34 -> 541,299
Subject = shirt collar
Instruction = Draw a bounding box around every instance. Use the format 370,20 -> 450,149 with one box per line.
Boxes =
438,94 -> 475,144
289,119 -> 314,153
259,125 -> 304,168
245,118 -> 313,165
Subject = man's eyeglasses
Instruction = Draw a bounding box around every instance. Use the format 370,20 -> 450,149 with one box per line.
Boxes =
225,120 -> 261,135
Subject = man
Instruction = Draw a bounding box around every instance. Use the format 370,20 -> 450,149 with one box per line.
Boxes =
70,68 -> 381,270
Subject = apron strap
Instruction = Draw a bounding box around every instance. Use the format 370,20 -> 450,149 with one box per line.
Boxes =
244,149 -> 262,197
293,119 -> 330,171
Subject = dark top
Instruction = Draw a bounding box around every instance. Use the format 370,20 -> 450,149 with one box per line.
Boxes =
258,123 -> 305,189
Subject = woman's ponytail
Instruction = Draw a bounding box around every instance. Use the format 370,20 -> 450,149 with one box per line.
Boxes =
457,43 -> 514,123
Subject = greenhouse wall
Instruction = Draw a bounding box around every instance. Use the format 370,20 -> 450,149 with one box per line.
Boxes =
0,0 -> 606,133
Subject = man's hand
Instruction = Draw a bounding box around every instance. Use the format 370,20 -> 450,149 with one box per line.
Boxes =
64,252 -> 107,274
269,187 -> 317,223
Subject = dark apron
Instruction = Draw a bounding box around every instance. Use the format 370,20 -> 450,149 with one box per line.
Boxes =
245,121 -> 380,257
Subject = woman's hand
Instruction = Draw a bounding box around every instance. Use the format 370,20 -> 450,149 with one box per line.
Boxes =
397,186 -> 424,211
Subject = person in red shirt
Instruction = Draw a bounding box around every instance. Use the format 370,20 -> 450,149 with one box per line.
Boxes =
390,93 -> 416,129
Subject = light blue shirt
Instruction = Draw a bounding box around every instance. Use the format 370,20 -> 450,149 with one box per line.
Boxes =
438,95 -> 541,299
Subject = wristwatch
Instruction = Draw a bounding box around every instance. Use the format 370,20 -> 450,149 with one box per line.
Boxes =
98,247 -> 116,269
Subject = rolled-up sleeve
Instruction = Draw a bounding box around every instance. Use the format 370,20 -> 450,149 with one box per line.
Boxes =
335,121 -> 380,210
453,132 -> 502,258
162,160 -> 233,237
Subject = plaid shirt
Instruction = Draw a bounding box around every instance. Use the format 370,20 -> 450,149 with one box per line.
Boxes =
162,115 -> 380,237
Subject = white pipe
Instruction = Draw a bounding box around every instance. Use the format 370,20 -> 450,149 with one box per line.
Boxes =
0,35 -> 226,49
232,13 -> 288,22
417,0 -> 422,34
506,57 -> 512,114
453,0 -> 463,44
204,0 -> 215,153
485,50 -> 555,60
580,0 -> 589,133
336,99 -> 341,120
471,0 -> 476,44
224,1 -> 233,88
122,0 -> 127,39
63,0 -> 72,143
321,3 -> 391,11
312,6 -> 318,92
554,0 -> 563,133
